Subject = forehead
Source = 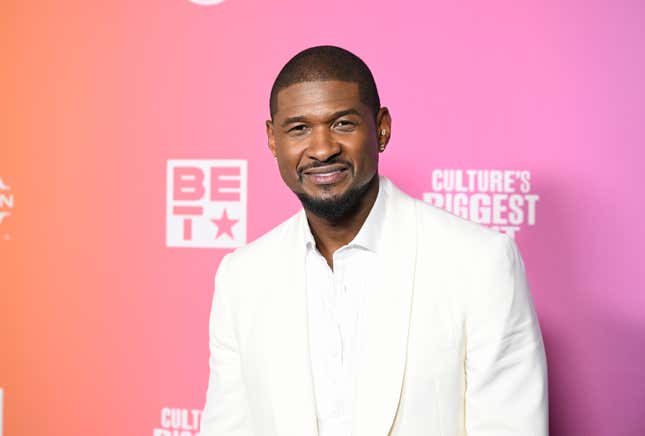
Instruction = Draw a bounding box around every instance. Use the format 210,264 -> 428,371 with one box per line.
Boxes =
274,80 -> 364,119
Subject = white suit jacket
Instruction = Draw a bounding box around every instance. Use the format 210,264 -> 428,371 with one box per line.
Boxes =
201,177 -> 548,436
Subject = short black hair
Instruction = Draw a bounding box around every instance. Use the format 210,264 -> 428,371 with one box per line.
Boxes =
269,45 -> 381,119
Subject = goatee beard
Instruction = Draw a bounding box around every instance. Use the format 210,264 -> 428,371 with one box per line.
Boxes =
295,175 -> 376,222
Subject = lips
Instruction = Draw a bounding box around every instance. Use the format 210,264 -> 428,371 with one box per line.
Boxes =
302,164 -> 349,185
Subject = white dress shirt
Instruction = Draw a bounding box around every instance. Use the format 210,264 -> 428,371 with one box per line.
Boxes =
303,180 -> 386,436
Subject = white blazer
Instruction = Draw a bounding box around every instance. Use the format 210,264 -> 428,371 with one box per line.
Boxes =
201,177 -> 548,436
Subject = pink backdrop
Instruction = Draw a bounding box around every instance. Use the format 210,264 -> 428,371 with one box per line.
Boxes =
1,1 -> 643,435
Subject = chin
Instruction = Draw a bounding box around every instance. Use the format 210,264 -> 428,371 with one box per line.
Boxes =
295,179 -> 372,221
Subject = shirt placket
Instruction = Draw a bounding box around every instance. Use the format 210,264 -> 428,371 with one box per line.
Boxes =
329,250 -> 346,421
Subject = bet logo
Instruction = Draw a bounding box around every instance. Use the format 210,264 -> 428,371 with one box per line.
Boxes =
166,160 -> 247,248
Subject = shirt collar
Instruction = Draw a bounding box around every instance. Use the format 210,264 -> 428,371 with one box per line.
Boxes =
302,176 -> 386,253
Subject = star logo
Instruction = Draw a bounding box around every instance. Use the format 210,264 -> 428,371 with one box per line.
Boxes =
211,208 -> 238,239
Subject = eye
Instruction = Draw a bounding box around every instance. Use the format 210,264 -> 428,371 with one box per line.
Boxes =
287,124 -> 308,136
333,119 -> 356,132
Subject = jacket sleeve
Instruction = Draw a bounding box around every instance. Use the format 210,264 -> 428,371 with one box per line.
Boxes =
200,253 -> 254,436
465,234 -> 548,435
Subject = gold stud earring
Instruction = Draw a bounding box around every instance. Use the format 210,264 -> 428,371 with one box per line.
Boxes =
380,129 -> 387,136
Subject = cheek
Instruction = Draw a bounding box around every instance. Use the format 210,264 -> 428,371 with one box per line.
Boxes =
354,143 -> 380,173
279,165 -> 297,186
276,148 -> 302,181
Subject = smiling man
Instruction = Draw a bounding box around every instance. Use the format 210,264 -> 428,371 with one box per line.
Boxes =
200,45 -> 548,436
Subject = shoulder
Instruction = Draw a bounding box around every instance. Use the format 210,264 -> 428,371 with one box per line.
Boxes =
385,177 -> 504,252
212,210 -> 303,313
416,196 -> 503,250
219,209 -> 302,274
387,180 -> 526,316
384,178 -> 518,286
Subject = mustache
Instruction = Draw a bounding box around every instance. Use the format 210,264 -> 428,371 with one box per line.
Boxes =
297,158 -> 354,176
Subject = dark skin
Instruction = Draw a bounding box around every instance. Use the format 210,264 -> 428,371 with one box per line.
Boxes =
266,80 -> 391,269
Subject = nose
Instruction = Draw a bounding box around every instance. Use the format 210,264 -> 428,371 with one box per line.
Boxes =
306,126 -> 341,162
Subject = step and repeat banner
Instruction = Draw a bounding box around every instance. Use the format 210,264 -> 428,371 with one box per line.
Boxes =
1,1 -> 643,435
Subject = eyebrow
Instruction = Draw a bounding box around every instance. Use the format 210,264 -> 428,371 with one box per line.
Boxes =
280,108 -> 362,128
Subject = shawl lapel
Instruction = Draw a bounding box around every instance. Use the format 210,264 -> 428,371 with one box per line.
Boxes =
259,210 -> 318,436
353,178 -> 417,436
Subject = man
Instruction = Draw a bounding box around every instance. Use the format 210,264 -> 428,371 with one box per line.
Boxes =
200,45 -> 548,436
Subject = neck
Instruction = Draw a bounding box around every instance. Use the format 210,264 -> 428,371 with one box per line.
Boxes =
305,175 -> 380,268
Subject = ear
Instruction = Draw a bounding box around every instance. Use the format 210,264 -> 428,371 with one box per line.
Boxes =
266,119 -> 277,158
376,107 -> 392,152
